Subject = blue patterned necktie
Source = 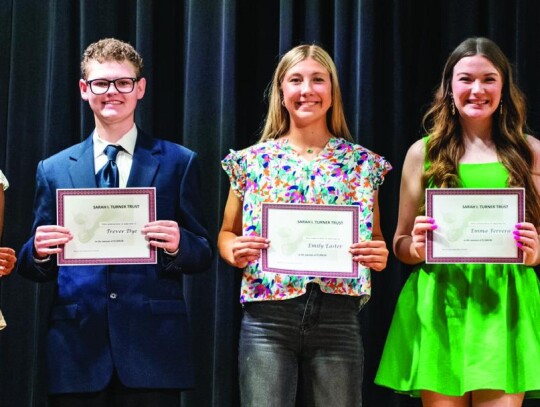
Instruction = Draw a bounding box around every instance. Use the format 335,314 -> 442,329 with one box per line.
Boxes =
96,145 -> 122,188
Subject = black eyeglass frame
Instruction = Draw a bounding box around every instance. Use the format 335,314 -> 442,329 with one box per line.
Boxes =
85,77 -> 140,95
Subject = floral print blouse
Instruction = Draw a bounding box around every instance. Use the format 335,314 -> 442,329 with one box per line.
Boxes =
222,137 -> 391,304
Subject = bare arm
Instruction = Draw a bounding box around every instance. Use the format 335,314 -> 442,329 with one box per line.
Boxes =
512,136 -> 540,266
393,139 -> 436,265
0,185 -> 16,275
349,190 -> 389,271
0,188 -> 4,241
217,188 -> 269,268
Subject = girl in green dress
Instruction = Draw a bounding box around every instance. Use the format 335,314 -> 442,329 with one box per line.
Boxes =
375,37 -> 540,406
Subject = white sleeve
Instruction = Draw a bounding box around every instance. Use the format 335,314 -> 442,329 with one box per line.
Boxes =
0,170 -> 8,191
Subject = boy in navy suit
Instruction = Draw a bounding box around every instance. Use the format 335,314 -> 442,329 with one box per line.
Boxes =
18,38 -> 213,407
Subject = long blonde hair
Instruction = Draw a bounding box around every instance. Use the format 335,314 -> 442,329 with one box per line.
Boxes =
422,37 -> 540,223
259,44 -> 352,142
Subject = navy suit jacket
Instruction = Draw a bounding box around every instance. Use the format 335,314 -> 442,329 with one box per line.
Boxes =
18,129 -> 214,394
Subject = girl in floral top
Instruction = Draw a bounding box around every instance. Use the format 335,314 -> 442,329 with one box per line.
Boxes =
0,170 -> 17,330
218,44 -> 391,406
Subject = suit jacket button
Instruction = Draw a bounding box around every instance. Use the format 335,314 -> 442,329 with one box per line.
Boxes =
110,293 -> 117,299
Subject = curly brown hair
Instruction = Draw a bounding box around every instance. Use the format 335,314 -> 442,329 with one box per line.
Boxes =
81,38 -> 143,79
421,37 -> 540,223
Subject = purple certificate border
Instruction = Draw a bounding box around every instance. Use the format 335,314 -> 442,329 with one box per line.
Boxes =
426,188 -> 524,264
57,188 -> 157,265
261,203 -> 359,278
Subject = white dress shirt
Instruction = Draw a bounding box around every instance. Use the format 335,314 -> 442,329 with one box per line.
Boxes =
93,125 -> 137,188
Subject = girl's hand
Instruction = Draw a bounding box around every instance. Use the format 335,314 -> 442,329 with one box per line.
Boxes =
0,247 -> 16,276
231,235 -> 270,268
514,222 -> 540,266
350,240 -> 389,272
411,216 -> 437,260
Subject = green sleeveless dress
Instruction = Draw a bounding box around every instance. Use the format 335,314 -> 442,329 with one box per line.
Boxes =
374,161 -> 540,397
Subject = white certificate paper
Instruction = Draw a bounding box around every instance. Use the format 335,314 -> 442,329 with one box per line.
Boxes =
426,188 -> 525,264
57,188 -> 157,265
260,203 -> 360,278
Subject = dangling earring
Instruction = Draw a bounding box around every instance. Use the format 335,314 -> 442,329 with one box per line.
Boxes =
449,93 -> 455,116
499,99 -> 503,115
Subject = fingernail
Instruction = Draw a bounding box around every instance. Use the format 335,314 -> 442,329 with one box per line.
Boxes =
517,242 -> 523,247
431,224 -> 438,230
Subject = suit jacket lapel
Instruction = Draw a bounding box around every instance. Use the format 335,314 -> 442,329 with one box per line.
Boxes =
126,130 -> 160,188
66,130 -> 160,189
69,136 -> 98,188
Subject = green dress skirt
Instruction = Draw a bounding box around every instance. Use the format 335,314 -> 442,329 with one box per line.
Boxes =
375,162 -> 540,397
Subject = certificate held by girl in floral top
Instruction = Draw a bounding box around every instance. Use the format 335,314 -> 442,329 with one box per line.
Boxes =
261,202 -> 360,278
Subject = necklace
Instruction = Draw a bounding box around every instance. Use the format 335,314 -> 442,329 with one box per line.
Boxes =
285,136 -> 330,155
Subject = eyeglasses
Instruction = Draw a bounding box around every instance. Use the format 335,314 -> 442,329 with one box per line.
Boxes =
86,77 -> 139,95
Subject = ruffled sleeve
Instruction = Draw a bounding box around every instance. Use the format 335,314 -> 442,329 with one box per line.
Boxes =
221,149 -> 246,199
368,152 -> 392,190
343,142 -> 391,191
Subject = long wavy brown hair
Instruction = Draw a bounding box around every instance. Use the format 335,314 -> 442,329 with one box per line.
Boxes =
421,37 -> 540,223
259,44 -> 352,142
